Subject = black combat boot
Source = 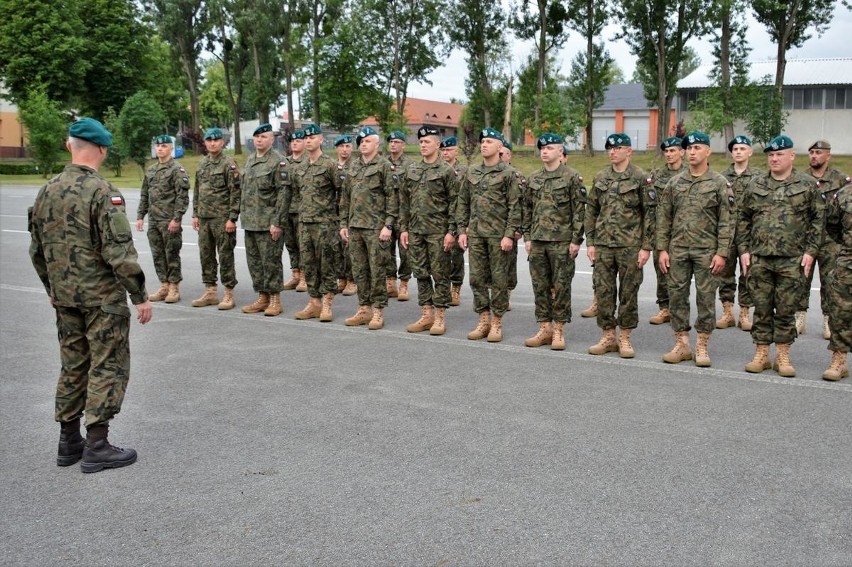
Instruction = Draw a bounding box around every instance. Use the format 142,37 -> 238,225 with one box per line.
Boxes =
57,418 -> 85,466
80,423 -> 137,473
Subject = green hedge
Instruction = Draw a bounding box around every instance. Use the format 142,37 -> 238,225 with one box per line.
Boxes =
0,162 -> 65,175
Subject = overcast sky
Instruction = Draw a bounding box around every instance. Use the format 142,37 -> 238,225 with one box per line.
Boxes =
407,2 -> 852,103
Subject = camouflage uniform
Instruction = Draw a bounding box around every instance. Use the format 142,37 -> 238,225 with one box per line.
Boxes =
284,153 -> 307,271
339,155 -> 397,308
241,149 -> 289,293
825,183 -> 852,353
523,163 -> 585,322
387,154 -> 412,281
29,165 -> 148,427
335,157 -> 355,283
447,161 -> 468,286
648,163 -> 686,310
585,163 -> 655,329
718,164 -> 760,306
137,158 -> 189,283
193,153 -> 241,289
399,158 -> 458,308
456,162 -> 523,317
657,170 -> 734,333
737,169 -> 822,345
503,164 -> 527,291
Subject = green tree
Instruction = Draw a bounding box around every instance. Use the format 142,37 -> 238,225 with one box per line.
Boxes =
514,53 -> 576,141
102,106 -> 125,177
199,60 -> 234,127
743,77 -> 788,147
117,91 -> 166,172
18,88 -> 68,177
142,36 -> 193,134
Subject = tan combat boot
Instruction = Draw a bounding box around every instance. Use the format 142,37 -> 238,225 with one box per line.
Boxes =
242,292 -> 270,314
218,287 -> 235,310
342,280 -> 357,296
774,343 -> 796,377
450,283 -> 461,306
744,344 -> 771,373
506,291 -> 512,311
264,293 -> 282,316
738,306 -> 752,331
618,328 -> 635,358
716,301 -> 735,329
467,311 -> 491,340
524,322 -> 553,348
337,279 -> 346,293
319,292 -> 334,322
695,332 -> 712,367
662,331 -> 693,364
795,311 -> 806,335
429,307 -> 447,336
345,305 -> 372,326
192,285 -> 219,307
397,280 -> 410,301
823,314 -> 831,340
296,272 -> 308,292
580,297 -> 598,318
386,277 -> 398,298
368,307 -> 384,330
283,269 -> 300,290
588,328 -> 618,355
149,282 -> 169,302
164,282 -> 181,303
822,351 -> 849,382
551,322 -> 566,351
487,315 -> 503,342
406,305 -> 435,333
294,296 -> 321,319
649,307 -> 671,325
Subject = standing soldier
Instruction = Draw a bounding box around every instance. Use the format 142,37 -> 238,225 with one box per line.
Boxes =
822,181 -> 852,381
585,133 -> 655,358
190,128 -> 241,310
647,136 -> 686,325
288,124 -> 343,322
385,130 -> 412,301
795,140 -> 850,338
522,133 -> 585,350
29,118 -> 152,472
339,127 -> 397,330
135,134 -> 189,303
284,129 -> 307,292
717,135 -> 760,331
498,139 -> 525,310
239,123 -> 289,316
334,134 -> 357,296
657,132 -> 733,367
738,135 -> 821,377
399,126 -> 458,335
456,127 -> 523,342
440,136 -> 467,306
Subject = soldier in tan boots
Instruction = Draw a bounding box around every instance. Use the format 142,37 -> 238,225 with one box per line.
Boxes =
822,180 -> 851,381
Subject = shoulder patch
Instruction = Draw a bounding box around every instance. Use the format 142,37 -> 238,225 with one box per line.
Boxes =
280,161 -> 287,167
390,165 -> 397,172
580,187 -> 587,197
179,167 -> 186,173
646,177 -> 653,184
229,164 -> 237,170
648,189 -> 656,201
578,176 -> 583,183
110,195 -> 124,206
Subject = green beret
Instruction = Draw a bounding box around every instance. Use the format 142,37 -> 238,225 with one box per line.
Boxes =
660,136 -> 682,150
355,126 -> 378,146
440,136 -> 458,148
386,130 -> 406,142
478,127 -> 502,142
681,131 -> 710,148
69,118 -> 112,147
563,143 -> 570,156
203,128 -> 223,141
334,135 -> 352,147
764,134 -> 794,153
728,135 -> 751,152
809,140 -> 831,151
502,138 -> 513,151
536,132 -> 563,149
417,125 -> 440,139
153,134 -> 173,145
292,129 -> 305,140
605,133 -> 631,149
303,123 -> 321,137
253,123 -> 272,136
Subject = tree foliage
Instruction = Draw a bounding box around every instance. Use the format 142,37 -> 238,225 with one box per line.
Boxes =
18,88 -> 68,178
102,107 -> 125,177
514,54 -> 577,141
117,91 -> 166,172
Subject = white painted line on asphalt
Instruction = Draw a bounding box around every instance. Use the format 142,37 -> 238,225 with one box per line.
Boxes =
2,229 -> 29,234
1,284 -> 44,294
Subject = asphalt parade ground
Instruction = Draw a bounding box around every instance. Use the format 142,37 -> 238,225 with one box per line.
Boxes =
1,184 -> 851,565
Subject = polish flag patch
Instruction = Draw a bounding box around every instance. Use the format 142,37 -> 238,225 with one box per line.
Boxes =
111,196 -> 123,205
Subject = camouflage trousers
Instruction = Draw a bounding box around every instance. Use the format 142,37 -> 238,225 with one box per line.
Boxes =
349,227 -> 391,308
244,229 -> 284,293
796,243 -> 839,313
336,238 -> 353,280
652,249 -> 670,309
283,213 -> 300,270
667,246 -> 719,334
827,254 -> 852,353
718,243 -> 752,306
198,217 -> 237,289
450,243 -> 465,284
468,236 -> 510,316
408,232 -> 452,308
54,304 -> 131,427
593,245 -> 644,330
508,238 -> 519,290
147,221 -> 182,283
747,254 -> 804,345
529,240 -> 576,323
300,221 -> 339,297
387,229 -> 411,281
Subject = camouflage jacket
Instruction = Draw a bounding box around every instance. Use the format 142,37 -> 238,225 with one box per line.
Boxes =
29,165 -> 148,310
137,158 -> 190,222
585,162 -> 655,250
455,161 -> 523,239
504,163 -> 528,234
445,160 -> 467,223
523,163 -> 585,244
649,163 -> 687,202
193,153 -> 241,221
721,163 -> 761,201
287,153 -> 343,224
826,183 -> 852,254
656,169 -> 734,256
810,166 -> 851,245
240,149 -> 289,231
399,158 -> 457,235
286,153 -> 308,213
736,169 -> 822,258
339,155 -> 397,230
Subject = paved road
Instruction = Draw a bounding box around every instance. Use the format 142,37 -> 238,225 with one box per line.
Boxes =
1,184 -> 850,565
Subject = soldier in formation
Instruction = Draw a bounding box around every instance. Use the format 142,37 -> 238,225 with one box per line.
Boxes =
284,129 -> 307,292
440,136 -> 467,306
823,180 -> 852,381
334,135 -> 357,296
385,131 -> 412,301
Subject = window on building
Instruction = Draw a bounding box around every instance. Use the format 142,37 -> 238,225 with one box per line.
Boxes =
802,88 -> 823,109
825,87 -> 849,109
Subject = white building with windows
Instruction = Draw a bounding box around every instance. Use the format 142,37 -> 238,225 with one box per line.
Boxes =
677,58 -> 852,154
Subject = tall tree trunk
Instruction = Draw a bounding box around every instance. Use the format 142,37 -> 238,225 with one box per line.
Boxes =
478,52 -> 492,126
720,1 -> 734,148
535,0 -> 546,130
219,25 -> 242,155
177,36 -> 201,134
584,1 -> 594,157
252,41 -> 270,124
